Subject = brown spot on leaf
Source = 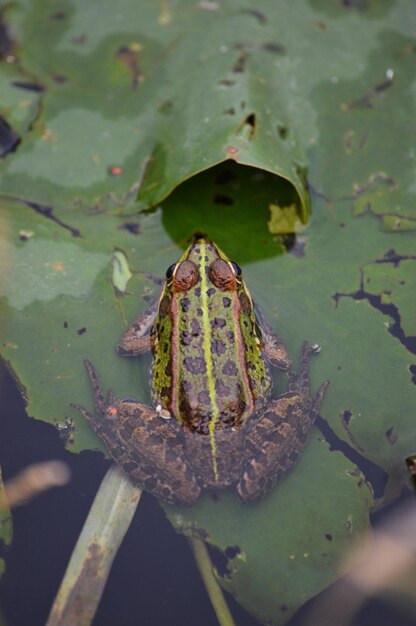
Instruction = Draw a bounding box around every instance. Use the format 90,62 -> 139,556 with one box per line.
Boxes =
232,50 -> 248,73
116,44 -> 143,88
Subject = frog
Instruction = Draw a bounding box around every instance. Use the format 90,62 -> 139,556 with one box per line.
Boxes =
72,237 -> 328,506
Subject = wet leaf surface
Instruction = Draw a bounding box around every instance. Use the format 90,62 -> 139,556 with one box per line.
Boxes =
0,1 -> 415,624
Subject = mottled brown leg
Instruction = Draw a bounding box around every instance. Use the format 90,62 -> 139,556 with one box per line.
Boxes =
117,298 -> 159,356
237,342 -> 329,503
72,361 -> 201,506
255,303 -> 291,370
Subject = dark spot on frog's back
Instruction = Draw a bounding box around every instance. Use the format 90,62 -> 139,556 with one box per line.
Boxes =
180,331 -> 193,346
207,287 -> 216,297
184,357 -> 206,374
212,339 -> 227,356
180,297 -> 191,312
215,379 -> 231,397
180,379 -> 192,395
191,319 -> 201,335
198,390 -> 210,404
211,317 -> 226,329
223,297 -> 231,308
226,330 -> 235,344
223,360 -> 238,376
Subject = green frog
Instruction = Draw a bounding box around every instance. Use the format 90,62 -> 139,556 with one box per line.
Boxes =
73,237 -> 328,505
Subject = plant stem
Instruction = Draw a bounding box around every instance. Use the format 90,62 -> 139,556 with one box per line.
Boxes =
46,465 -> 142,626
190,537 -> 236,626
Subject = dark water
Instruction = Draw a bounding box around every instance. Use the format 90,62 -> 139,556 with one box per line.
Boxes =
0,360 -> 415,626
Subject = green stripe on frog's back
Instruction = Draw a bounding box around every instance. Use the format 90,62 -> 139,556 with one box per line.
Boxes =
151,289 -> 174,412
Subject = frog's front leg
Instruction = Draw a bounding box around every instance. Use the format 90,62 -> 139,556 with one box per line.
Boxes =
237,342 -> 329,503
117,298 -> 159,356
255,303 -> 291,370
72,361 -> 201,506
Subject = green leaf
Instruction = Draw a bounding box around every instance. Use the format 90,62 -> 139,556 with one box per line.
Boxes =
0,0 -> 311,219
167,435 -> 372,625
1,1 -> 416,624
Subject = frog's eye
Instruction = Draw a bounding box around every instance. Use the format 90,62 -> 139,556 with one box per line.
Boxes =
230,261 -> 242,277
209,259 -> 237,291
165,263 -> 177,280
173,260 -> 199,292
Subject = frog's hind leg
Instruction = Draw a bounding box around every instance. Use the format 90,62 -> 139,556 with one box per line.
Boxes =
237,343 -> 329,503
72,361 -> 201,506
103,403 -> 201,506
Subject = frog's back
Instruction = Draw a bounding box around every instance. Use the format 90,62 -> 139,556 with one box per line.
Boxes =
151,240 -> 272,434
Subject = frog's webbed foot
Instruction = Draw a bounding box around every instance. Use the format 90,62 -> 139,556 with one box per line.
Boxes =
254,303 -> 291,370
237,342 -> 329,503
118,298 -> 158,356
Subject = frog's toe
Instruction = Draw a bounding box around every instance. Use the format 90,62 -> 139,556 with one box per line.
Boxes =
70,402 -> 93,422
236,464 -> 278,503
311,380 -> 329,416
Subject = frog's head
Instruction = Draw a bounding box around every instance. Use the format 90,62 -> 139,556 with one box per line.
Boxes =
164,235 -> 243,295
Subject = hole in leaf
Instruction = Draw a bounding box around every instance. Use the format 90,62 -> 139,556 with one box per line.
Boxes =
11,81 -> 44,92
0,15 -> 14,58
118,222 -> 141,235
0,115 -> 20,157
278,124 -> 288,139
385,427 -> 398,446
52,74 -> 67,84
237,112 -> 257,140
232,51 -> 248,73
49,11 -> 67,20
218,79 -> 236,87
240,8 -> 267,24
261,42 -> 285,54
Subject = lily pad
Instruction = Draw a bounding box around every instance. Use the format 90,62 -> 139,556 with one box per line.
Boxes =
1,1 -> 416,625
0,0 -> 312,219
168,434 -> 372,625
